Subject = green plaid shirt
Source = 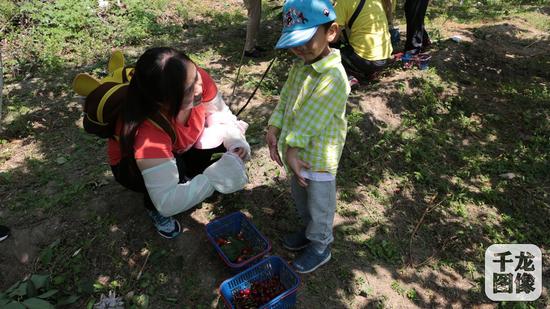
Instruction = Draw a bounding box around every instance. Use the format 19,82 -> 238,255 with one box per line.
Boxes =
268,49 -> 350,175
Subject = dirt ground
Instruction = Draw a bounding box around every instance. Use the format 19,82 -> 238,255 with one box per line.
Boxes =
1,4 -> 549,309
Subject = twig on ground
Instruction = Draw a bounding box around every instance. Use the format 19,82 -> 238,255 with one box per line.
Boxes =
411,235 -> 458,268
136,249 -> 151,280
407,195 -> 446,267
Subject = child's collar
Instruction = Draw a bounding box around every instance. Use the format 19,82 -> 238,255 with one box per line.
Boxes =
309,48 -> 341,73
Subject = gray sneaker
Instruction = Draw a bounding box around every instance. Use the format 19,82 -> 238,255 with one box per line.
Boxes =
282,230 -> 310,251
292,245 -> 331,274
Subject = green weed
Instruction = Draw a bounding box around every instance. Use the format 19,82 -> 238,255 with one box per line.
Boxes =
363,238 -> 401,264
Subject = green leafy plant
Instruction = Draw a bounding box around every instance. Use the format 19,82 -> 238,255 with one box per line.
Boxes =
0,274 -> 79,308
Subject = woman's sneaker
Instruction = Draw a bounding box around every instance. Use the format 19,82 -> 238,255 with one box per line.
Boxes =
146,209 -> 181,239
292,245 -> 331,274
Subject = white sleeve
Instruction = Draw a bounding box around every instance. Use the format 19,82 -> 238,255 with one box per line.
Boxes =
141,160 -> 215,217
223,126 -> 251,161
202,94 -> 251,160
203,93 -> 231,114
203,152 -> 248,193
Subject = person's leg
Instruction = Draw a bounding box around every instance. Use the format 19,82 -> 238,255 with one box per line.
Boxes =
304,180 -> 336,252
404,0 -> 414,51
404,0 -> 430,52
243,0 -> 262,56
292,179 -> 336,273
111,160 -> 181,239
283,176 -> 311,251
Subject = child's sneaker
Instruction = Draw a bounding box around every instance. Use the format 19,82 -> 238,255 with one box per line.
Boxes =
292,245 -> 331,274
282,230 -> 310,251
146,209 -> 181,239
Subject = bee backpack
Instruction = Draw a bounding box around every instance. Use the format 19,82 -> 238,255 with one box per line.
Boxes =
72,50 -> 175,142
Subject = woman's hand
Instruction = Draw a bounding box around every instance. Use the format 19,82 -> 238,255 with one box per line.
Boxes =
266,126 -> 283,166
286,147 -> 310,187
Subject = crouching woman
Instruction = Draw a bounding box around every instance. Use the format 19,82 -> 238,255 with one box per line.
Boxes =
109,47 -> 249,238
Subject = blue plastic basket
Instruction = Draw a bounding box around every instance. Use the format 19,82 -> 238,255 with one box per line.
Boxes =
206,211 -> 271,271
219,256 -> 300,309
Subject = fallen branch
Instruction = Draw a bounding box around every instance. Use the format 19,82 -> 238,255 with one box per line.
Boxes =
407,195 -> 446,266
136,249 -> 151,280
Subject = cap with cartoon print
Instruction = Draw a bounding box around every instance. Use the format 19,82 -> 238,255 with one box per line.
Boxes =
275,0 -> 336,49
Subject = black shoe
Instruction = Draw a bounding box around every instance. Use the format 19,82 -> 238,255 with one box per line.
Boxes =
0,225 -> 10,242
244,48 -> 263,58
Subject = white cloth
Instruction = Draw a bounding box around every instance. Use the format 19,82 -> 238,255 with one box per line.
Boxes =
223,126 -> 251,161
299,170 -> 335,181
195,94 -> 251,161
141,160 -> 215,217
203,152 -> 248,194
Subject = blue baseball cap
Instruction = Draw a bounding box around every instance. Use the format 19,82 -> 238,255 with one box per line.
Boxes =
275,0 -> 336,49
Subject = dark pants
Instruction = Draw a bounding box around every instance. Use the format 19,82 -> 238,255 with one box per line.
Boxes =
340,45 -> 389,81
111,144 -> 226,211
404,0 -> 430,52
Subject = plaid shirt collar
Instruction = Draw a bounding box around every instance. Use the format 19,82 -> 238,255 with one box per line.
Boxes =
309,48 -> 342,73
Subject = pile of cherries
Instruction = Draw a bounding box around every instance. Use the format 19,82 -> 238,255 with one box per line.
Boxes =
233,276 -> 286,308
216,231 -> 257,263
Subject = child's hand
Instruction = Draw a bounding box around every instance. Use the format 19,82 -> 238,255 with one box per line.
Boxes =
266,126 -> 283,166
286,147 -> 310,187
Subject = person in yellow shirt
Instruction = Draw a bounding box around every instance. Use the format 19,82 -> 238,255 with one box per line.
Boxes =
333,0 -> 393,82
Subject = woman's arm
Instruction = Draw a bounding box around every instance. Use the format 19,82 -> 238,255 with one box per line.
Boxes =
137,153 -> 247,217
137,158 -> 215,217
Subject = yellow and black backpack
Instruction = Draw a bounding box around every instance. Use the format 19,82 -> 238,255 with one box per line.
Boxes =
72,50 -> 176,142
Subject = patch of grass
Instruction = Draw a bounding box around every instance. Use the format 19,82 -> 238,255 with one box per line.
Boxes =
1,0 -> 190,76
426,0 -> 544,22
517,10 -> 550,32
363,238 -> 402,264
390,280 -> 417,301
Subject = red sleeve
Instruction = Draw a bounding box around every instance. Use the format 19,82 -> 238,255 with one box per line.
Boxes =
134,120 -> 174,160
197,67 -> 217,103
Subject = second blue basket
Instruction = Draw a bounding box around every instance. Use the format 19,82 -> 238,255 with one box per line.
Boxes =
206,211 -> 271,272
219,256 -> 300,309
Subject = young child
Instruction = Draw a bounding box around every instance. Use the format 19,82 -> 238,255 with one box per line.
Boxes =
266,0 -> 350,273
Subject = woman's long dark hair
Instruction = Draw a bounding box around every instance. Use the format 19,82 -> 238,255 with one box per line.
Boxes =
120,47 -> 193,158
